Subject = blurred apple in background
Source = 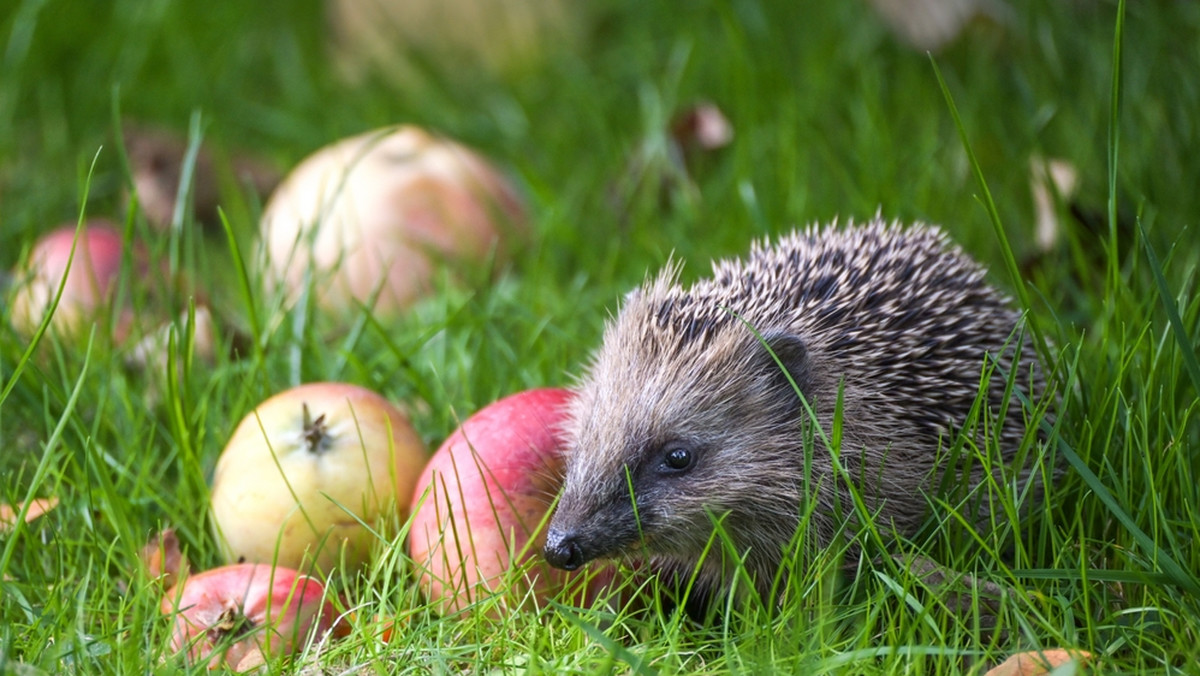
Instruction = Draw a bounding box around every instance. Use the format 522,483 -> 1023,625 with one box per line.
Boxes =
161,563 -> 336,670
866,0 -> 1008,52
6,220 -> 209,359
258,125 -> 527,319
327,0 -> 585,87
210,382 -> 428,573
408,387 -> 610,615
8,221 -> 129,338
124,304 -> 218,371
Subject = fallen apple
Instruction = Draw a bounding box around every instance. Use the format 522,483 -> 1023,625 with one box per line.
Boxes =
161,563 -> 336,669
8,221 -> 128,338
328,0 -> 585,87
211,382 -> 428,573
258,125 -> 527,318
408,387 -> 609,615
124,303 -> 219,374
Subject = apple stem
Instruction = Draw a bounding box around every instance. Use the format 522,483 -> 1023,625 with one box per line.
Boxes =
301,403 -> 329,454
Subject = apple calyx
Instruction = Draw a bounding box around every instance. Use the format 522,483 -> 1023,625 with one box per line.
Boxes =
209,603 -> 256,645
301,403 -> 331,455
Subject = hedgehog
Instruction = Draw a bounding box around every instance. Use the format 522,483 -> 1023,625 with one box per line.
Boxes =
542,218 -> 1049,606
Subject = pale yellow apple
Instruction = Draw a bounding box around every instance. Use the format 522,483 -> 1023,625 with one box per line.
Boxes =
211,382 -> 428,573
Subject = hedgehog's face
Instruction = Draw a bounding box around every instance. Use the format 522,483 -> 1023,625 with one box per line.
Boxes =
543,287 -> 811,575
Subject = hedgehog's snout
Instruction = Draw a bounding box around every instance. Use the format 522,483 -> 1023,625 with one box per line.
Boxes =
543,527 -> 585,570
543,490 -> 636,569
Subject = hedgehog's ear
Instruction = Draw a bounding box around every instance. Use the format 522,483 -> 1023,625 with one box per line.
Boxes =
759,331 -> 811,396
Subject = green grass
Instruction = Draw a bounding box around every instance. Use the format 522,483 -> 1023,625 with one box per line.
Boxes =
3,0 -> 1200,673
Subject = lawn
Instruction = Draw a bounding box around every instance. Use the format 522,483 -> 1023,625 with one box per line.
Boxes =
2,0 -> 1199,673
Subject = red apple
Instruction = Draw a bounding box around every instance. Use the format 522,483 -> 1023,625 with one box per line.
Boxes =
161,563 -> 336,669
409,387 -> 611,614
258,125 -> 527,318
210,383 -> 428,573
8,221 -> 127,337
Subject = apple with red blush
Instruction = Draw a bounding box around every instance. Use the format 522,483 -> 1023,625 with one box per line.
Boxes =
8,221 -> 131,338
160,563 -> 336,669
408,387 -> 614,614
257,125 -> 527,318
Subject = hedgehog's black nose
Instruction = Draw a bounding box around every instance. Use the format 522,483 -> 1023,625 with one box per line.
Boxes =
543,528 -> 584,570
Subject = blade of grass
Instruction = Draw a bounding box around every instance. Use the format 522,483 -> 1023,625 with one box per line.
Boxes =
0,148 -> 102,406
929,57 -> 1050,366
1106,0 -> 1126,290
553,604 -> 659,676
1014,568 -> 1175,585
169,110 -> 206,275
218,206 -> 262,351
1052,431 -> 1200,596
1135,216 -> 1200,398
0,328 -> 94,577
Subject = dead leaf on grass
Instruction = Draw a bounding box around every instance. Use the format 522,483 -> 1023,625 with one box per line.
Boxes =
986,648 -> 1094,676
0,497 -> 59,533
122,122 -> 280,232
232,646 -> 266,672
140,528 -> 190,589
1029,154 -> 1080,253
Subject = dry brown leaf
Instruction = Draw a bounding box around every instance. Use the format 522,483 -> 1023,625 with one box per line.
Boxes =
140,528 -> 190,589
671,102 -> 734,153
232,646 -> 266,672
986,648 -> 1094,676
0,497 -> 59,533
123,123 -> 280,231
371,612 -> 410,643
1029,154 -> 1080,252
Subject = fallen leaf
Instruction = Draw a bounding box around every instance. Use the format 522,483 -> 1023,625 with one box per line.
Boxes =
140,528 -> 190,589
670,102 -> 734,153
986,648 -> 1094,676
0,497 -> 59,533
1029,154 -> 1080,253
373,613 -> 408,644
232,646 -> 266,672
123,122 -> 280,232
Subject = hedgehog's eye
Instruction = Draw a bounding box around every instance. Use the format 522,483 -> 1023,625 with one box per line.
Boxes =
659,443 -> 696,474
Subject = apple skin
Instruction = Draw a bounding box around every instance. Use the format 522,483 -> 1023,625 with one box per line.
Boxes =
211,383 -> 428,573
161,563 -> 336,669
258,125 -> 527,318
9,221 -> 127,338
409,387 -> 610,614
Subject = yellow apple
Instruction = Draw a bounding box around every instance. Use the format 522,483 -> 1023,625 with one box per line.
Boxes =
211,382 -> 428,573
